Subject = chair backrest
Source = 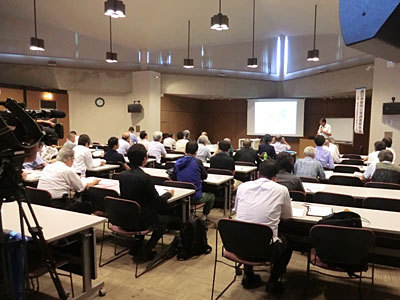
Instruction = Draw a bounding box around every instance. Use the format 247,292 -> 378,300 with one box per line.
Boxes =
25,186 -> 52,207
218,219 -> 273,261
341,159 -> 365,165
163,180 -> 196,190
333,166 -> 359,174
364,181 -> 400,190
289,190 -> 306,202
300,177 -> 320,183
310,225 -> 374,268
342,154 -> 362,159
313,192 -> 356,207
106,161 -> 125,173
207,168 -> 234,176
328,175 -> 363,187
104,196 -> 141,231
235,161 -> 256,167
87,187 -> 120,213
111,173 -> 121,180
363,197 -> 400,212
164,162 -> 176,170
168,150 -> 185,155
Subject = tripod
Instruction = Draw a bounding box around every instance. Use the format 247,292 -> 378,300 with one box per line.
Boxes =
0,182 -> 68,299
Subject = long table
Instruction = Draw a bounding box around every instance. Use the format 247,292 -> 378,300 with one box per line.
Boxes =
2,201 -> 106,298
203,162 -> 258,180
334,163 -> 366,172
324,170 -> 364,180
279,202 -> 400,266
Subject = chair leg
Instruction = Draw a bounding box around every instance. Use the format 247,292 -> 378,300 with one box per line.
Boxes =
216,265 -> 237,300
98,223 -> 106,267
211,230 -> 219,300
99,234 -> 130,267
358,271 -> 362,292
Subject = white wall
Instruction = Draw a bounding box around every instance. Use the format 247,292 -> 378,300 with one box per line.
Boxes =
369,58 -> 400,158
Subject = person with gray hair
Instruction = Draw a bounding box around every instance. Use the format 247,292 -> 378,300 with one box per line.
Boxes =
196,135 -> 211,163
294,146 -> 325,179
362,150 -> 400,183
37,145 -> 100,213
197,132 -> 211,145
148,131 -> 167,166
324,137 -> 341,163
183,129 -> 191,140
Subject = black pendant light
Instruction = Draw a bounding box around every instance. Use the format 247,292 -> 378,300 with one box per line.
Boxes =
183,20 -> 194,68
211,0 -> 229,31
307,4 -> 320,62
247,0 -> 257,68
30,0 -> 44,51
106,17 -> 118,63
104,0 -> 126,18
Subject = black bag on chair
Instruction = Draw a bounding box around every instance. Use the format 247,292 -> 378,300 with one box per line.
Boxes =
177,218 -> 212,260
318,211 -> 362,228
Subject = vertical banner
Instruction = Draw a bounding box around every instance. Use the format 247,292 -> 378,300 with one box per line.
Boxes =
354,87 -> 366,134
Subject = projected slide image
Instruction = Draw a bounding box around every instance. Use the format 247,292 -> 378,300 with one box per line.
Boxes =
254,101 -> 297,134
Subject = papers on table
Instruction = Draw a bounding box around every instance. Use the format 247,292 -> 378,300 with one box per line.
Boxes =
292,207 -> 305,217
155,186 -> 170,196
306,205 -> 333,217
303,183 -> 325,193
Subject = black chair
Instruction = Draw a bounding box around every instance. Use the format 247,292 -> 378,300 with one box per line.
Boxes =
328,175 -> 363,187
300,177 -> 320,183
163,180 -> 201,215
164,162 -> 176,170
25,186 -> 52,207
111,172 -> 121,180
235,161 -> 256,167
364,181 -> 400,190
341,159 -> 365,166
333,166 -> 360,174
290,190 -> 306,202
342,154 -> 362,160
313,192 -> 356,207
208,168 -> 234,176
308,225 -> 375,291
211,219 -> 273,300
106,161 -> 125,173
99,196 -> 151,278
87,186 -> 119,217
363,197 -> 400,212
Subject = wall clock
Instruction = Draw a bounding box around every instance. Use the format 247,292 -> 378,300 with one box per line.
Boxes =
95,97 -> 105,107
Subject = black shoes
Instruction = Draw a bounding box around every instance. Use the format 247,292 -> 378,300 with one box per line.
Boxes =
241,273 -> 263,289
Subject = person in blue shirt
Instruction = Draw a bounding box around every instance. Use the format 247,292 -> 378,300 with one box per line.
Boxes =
128,127 -> 138,144
314,135 -> 334,169
172,141 -> 215,220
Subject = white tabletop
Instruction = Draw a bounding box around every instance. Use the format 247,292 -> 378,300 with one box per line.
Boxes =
23,169 -> 43,183
206,144 -> 218,153
334,164 -> 366,172
124,157 -> 156,164
87,164 -> 120,172
303,182 -> 400,200
203,163 -> 257,174
2,202 -> 105,243
340,155 -> 368,160
85,177 -> 194,203
165,153 -> 184,160
291,201 -> 400,235
324,171 -> 364,180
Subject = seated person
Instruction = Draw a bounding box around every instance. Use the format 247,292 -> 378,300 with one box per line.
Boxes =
163,133 -> 176,150
276,152 -> 305,192
104,137 -> 130,170
175,131 -> 189,153
362,150 -> 400,183
272,135 -> 291,153
117,132 -> 131,156
314,135 -> 334,169
128,127 -> 138,144
72,134 -> 105,173
224,138 -> 234,157
37,146 -> 99,213
258,134 -> 276,159
324,137 -> 341,163
171,141 -> 215,220
64,132 -> 76,146
148,131 -> 167,166
235,160 -> 293,293
40,143 -> 59,162
138,130 -> 150,150
382,137 -> 396,163
197,132 -> 211,145
364,141 -> 386,165
294,146 -> 325,180
210,140 -> 235,173
119,144 -> 174,261
23,142 -> 46,170
234,138 -> 260,165
196,135 -> 211,163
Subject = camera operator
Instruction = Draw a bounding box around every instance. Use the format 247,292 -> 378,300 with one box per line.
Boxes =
37,145 -> 100,213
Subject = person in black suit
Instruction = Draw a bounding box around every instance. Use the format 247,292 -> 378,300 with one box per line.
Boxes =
234,139 -> 261,165
210,140 -> 235,173
119,144 -> 174,261
258,134 -> 277,159
104,136 -> 130,171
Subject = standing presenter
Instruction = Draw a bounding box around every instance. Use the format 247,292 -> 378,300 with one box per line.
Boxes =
317,118 -> 332,138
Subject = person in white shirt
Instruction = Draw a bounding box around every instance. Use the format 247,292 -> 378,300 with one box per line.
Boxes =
163,133 -> 176,150
64,132 -> 76,146
382,137 -> 396,164
138,131 -> 150,150
117,132 -> 131,156
317,118 -> 332,138
38,146 -> 100,213
235,159 -> 293,292
175,131 -> 189,153
197,132 -> 211,145
196,135 -> 211,163
70,131 -> 79,145
148,131 -> 167,166
364,141 -> 386,165
272,135 -> 291,153
72,134 -> 105,173
324,138 -> 341,163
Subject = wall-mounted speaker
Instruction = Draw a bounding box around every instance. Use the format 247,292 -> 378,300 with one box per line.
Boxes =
128,103 -> 142,113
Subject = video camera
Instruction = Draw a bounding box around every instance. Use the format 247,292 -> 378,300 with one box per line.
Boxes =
0,98 -> 65,201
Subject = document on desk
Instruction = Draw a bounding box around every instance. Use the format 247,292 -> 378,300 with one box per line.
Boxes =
292,207 -> 305,217
156,186 -> 170,196
306,205 -> 333,217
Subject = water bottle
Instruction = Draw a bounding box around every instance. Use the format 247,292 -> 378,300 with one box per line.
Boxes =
264,152 -> 268,160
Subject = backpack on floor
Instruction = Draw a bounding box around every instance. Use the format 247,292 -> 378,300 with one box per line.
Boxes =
177,218 -> 212,260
